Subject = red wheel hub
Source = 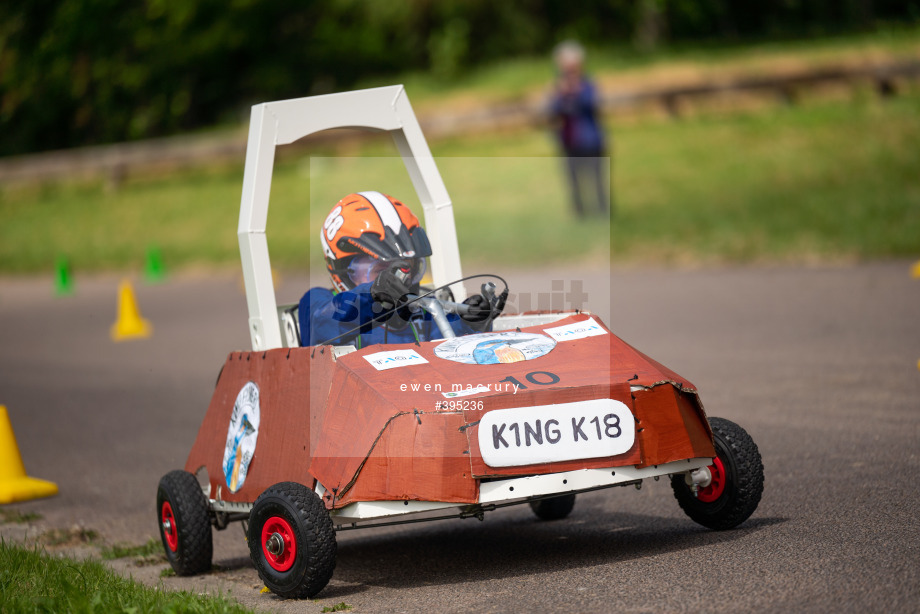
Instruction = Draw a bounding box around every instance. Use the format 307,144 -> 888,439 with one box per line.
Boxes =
261,516 -> 297,572
161,501 -> 178,552
697,456 -> 727,503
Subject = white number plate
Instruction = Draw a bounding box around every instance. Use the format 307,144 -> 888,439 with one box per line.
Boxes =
478,399 -> 635,468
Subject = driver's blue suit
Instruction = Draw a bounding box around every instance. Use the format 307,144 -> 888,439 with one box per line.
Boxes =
298,283 -> 478,347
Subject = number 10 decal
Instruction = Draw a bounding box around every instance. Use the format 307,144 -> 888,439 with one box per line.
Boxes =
499,370 -> 561,390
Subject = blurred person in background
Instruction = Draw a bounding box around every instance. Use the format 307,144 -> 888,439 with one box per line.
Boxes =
550,40 -> 611,218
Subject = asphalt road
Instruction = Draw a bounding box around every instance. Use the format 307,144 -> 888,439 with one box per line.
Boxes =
1,262 -> 918,613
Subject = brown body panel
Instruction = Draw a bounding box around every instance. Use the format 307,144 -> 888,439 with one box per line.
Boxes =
184,349 -> 335,503
185,314 -> 714,509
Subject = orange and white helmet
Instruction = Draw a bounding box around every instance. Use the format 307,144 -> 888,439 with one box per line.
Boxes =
321,191 -> 432,292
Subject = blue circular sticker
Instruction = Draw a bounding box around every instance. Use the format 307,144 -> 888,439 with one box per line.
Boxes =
222,382 -> 260,493
434,332 -> 556,365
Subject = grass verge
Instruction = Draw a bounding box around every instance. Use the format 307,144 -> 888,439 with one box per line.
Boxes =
101,537 -> 166,566
364,23 -> 920,114
0,81 -> 917,273
0,539 -> 252,613
0,509 -> 42,524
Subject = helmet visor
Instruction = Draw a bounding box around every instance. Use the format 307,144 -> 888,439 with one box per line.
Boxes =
346,255 -> 427,288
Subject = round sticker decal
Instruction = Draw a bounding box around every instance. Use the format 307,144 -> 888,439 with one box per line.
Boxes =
222,381 -> 260,493
434,332 -> 556,365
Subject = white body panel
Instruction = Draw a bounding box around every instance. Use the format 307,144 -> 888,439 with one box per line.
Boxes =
326,457 -> 711,525
491,312 -> 581,331
206,458 -> 711,522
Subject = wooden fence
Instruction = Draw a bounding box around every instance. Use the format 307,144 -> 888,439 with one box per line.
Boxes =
1,60 -> 917,187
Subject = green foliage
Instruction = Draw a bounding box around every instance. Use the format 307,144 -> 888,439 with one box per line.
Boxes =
0,539 -> 252,613
321,603 -> 353,613
428,18 -> 470,81
2,0 -> 919,154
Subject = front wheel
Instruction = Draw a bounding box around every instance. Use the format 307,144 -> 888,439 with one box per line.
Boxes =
157,470 -> 213,575
248,482 -> 336,599
671,417 -> 764,530
529,493 -> 576,520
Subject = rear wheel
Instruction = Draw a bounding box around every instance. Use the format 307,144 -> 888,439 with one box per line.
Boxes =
671,417 -> 764,530
157,470 -> 213,575
249,482 -> 336,599
529,493 -> 576,520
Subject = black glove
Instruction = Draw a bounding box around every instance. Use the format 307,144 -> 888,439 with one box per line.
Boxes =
461,294 -> 492,322
371,263 -> 414,326
461,294 -> 496,332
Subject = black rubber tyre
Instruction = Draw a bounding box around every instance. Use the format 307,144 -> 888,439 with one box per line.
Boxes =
671,417 -> 764,530
157,470 -> 213,575
529,493 -> 577,520
248,482 -> 336,599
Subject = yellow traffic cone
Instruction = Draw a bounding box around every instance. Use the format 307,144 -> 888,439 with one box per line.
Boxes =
110,279 -> 152,341
0,405 -> 58,504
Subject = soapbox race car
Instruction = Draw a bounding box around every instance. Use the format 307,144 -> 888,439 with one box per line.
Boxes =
156,87 -> 764,599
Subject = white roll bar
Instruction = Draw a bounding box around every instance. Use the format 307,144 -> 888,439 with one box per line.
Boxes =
238,85 -> 464,351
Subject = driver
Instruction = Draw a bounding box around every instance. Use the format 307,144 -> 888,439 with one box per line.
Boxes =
299,191 -> 499,347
